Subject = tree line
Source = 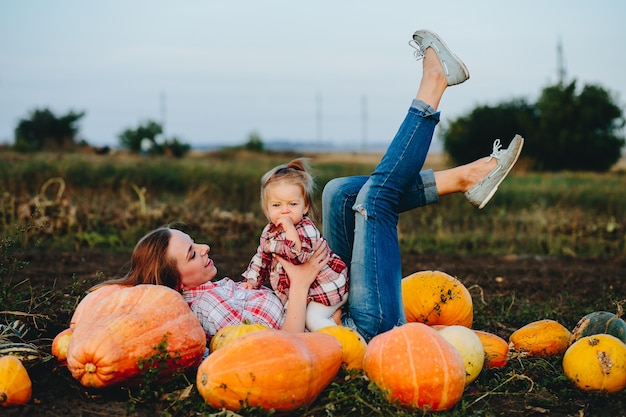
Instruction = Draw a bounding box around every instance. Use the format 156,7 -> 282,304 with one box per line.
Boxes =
7,79 -> 625,171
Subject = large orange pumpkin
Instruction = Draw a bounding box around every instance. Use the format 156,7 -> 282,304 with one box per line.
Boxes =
0,355 -> 32,407
196,330 -> 341,413
509,319 -> 571,358
363,323 -> 466,411
66,284 -> 206,388
563,334 -> 626,393
401,270 -> 473,327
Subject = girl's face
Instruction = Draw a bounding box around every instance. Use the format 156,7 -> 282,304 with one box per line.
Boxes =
167,229 -> 217,289
265,181 -> 309,226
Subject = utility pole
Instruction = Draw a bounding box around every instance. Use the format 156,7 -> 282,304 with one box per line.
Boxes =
557,37 -> 566,84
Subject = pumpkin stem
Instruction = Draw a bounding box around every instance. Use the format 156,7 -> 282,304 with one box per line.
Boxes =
85,363 -> 97,374
0,392 -> 7,403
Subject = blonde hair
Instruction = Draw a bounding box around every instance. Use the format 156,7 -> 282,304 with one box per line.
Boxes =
260,158 -> 319,221
91,225 -> 182,290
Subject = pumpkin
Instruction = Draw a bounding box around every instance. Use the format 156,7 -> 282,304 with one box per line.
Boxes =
196,330 -> 342,412
436,325 -> 484,385
67,284 -> 206,388
70,284 -> 126,328
0,355 -> 32,407
363,323 -> 466,411
472,330 -> 509,369
317,325 -> 368,370
51,328 -> 73,365
509,319 -> 571,358
569,311 -> 626,345
209,322 -> 269,353
401,270 -> 473,328
563,334 -> 626,393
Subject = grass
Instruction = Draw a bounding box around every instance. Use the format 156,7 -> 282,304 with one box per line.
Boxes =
1,150 -> 626,256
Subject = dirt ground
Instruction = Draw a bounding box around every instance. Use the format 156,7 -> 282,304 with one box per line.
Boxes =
5,248 -> 626,416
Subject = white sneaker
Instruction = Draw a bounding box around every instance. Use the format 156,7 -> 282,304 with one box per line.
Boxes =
409,29 -> 470,86
465,135 -> 524,209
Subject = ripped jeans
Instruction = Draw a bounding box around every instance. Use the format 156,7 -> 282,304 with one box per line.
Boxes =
322,99 -> 440,342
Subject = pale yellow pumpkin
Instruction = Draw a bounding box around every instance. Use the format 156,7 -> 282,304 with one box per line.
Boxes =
436,325 -> 484,385
402,270 -> 473,328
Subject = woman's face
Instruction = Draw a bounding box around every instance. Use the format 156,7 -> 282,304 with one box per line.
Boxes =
167,229 -> 217,289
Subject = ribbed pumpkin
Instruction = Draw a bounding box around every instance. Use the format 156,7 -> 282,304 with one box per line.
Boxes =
363,323 -> 466,411
569,311 -> 626,345
0,355 -> 32,407
66,284 -> 206,388
436,325 -> 484,385
509,319 -> 571,358
196,330 -> 342,412
401,270 -> 473,328
563,334 -> 626,393
209,322 -> 269,353
69,284 -> 126,328
472,330 -> 509,369
51,328 -> 73,365
317,325 -> 368,370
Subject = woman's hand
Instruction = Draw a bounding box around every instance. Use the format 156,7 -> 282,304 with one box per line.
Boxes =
275,240 -> 329,290
276,240 -> 329,333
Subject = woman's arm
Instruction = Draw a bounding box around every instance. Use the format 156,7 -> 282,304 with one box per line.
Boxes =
276,241 -> 329,333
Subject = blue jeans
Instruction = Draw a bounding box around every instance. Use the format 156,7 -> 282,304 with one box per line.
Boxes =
322,99 -> 440,342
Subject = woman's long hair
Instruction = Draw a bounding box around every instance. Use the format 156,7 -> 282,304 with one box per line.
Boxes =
91,227 -> 181,290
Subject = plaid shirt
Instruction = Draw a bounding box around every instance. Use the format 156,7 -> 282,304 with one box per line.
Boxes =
182,278 -> 284,340
242,216 -> 348,306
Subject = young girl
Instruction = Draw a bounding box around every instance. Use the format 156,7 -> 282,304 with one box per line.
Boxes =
241,158 -> 348,331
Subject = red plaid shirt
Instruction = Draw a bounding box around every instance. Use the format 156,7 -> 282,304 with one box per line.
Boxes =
182,278 -> 284,340
242,216 -> 349,306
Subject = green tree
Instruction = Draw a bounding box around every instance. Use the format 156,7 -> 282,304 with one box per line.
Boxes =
441,80 -> 625,172
13,108 -> 85,151
244,131 -> 265,152
442,99 -> 536,165
118,120 -> 163,153
530,81 -> 625,171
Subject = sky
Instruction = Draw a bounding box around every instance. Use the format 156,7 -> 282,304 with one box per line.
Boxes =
1,1 -> 625,152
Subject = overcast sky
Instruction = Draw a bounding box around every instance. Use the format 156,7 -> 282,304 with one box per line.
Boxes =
1,1 -> 625,151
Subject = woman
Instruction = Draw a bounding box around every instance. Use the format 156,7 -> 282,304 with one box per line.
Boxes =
100,29 -> 523,342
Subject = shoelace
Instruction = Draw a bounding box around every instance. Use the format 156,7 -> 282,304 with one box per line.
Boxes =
408,40 -> 425,61
486,139 -> 503,162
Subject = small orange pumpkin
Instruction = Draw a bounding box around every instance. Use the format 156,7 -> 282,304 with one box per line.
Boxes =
317,325 -> 368,370
509,319 -> 571,358
209,322 -> 269,353
473,330 -> 509,369
363,323 -> 466,411
563,334 -> 626,393
0,355 -> 32,407
51,328 -> 73,365
196,330 -> 342,413
67,284 -> 206,388
402,270 -> 473,328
